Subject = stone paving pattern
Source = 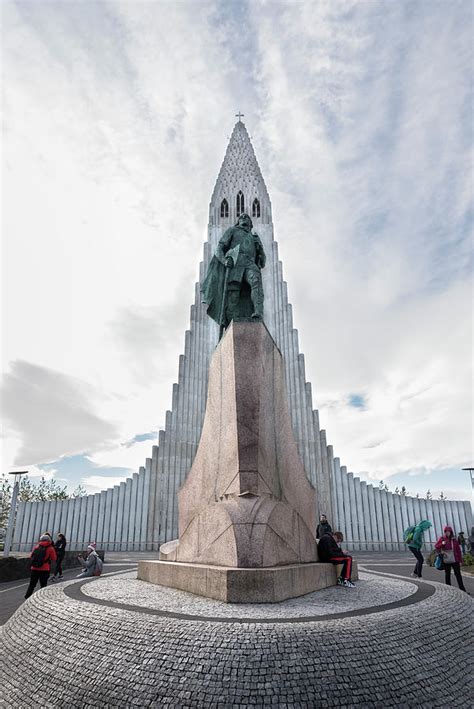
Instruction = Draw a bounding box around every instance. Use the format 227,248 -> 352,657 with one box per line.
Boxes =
82,572 -> 417,619
0,575 -> 472,707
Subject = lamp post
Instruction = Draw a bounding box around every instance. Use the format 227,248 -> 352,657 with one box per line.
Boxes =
3,471 -> 28,558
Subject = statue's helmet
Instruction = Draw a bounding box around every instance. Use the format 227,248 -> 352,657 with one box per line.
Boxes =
236,213 -> 253,229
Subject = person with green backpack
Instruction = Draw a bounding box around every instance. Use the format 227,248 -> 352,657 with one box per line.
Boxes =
404,520 -> 432,578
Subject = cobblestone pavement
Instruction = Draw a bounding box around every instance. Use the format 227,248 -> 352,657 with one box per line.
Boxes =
0,570 -> 472,707
81,572 -> 417,619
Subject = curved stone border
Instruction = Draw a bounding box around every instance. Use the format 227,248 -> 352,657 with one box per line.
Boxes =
64,572 -> 435,623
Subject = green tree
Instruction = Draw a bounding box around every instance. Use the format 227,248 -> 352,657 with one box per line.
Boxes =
426,489 -> 432,500
0,473 -> 82,532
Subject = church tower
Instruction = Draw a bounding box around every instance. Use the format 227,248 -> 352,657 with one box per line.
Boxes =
11,121 -> 472,554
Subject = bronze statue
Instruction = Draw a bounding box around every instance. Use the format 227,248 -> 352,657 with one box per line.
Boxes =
201,213 -> 266,337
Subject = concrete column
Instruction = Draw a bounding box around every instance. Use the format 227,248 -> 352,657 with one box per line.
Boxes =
392,493 -> 404,550
347,473 -> 359,551
379,491 -> 391,551
149,445 -> 159,548
20,501 -> 32,552
340,465 -> 351,543
333,457 -> 344,533
451,500 -> 462,536
11,501 -> 25,553
371,488 -> 383,551
135,466 -> 145,551
39,501 -> 49,537
353,478 -> 366,550
305,384 -> 317,486
319,430 -> 332,524
168,385 -> 180,541
116,482 -> 126,552
52,500 -> 62,539
366,484 -> 378,551
77,495 -> 89,548
406,495 -> 416,527
128,474 -> 138,551
399,495 -> 409,537
431,499 -> 443,540
109,485 -> 120,551
70,497 -> 82,550
141,458 -> 152,550
83,494 -> 94,547
386,492 -> 398,552
312,411 -> 324,516
360,481 -> 372,551
119,478 -> 131,550
102,489 -> 113,551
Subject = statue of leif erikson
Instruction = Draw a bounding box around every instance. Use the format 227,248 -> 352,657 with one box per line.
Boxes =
201,213 -> 266,337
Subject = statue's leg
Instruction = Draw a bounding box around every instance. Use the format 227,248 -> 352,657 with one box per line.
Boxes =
226,288 -> 240,324
245,269 -> 264,319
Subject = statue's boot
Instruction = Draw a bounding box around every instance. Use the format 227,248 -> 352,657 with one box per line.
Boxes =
250,284 -> 264,319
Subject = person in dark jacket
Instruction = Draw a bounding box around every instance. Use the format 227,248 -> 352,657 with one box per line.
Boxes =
316,514 -> 332,539
24,534 -> 57,599
318,531 -> 355,587
51,533 -> 67,581
435,526 -> 466,592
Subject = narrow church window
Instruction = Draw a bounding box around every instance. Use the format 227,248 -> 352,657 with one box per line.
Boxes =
252,198 -> 260,218
236,191 -> 244,216
220,198 -> 229,218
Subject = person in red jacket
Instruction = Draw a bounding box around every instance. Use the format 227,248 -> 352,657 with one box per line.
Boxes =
435,525 -> 466,592
24,534 -> 57,599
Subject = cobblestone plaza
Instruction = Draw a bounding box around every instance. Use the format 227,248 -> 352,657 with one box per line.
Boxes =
1,569 -> 472,707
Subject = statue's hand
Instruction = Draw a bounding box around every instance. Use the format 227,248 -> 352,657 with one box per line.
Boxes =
225,256 -> 234,269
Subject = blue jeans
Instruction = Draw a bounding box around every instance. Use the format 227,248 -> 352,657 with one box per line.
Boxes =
408,546 -> 424,577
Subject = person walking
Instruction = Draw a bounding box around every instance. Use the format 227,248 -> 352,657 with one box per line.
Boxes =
318,531 -> 355,587
457,531 -> 466,556
51,533 -> 67,581
316,514 -> 332,539
435,526 -> 467,592
77,544 -> 102,578
405,520 -> 432,578
24,534 -> 57,599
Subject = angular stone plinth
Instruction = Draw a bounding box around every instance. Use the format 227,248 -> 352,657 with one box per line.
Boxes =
176,322 -> 318,569
138,560 -> 358,603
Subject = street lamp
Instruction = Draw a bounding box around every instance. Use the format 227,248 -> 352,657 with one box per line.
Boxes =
3,471 -> 28,558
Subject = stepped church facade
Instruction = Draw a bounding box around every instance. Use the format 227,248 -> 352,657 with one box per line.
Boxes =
12,121 -> 472,552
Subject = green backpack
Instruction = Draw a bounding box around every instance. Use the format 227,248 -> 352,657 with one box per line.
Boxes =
404,526 -> 416,544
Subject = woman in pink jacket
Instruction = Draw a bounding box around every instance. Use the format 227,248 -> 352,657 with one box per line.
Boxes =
435,525 -> 466,592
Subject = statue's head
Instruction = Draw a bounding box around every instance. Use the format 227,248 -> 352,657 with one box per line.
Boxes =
236,213 -> 252,230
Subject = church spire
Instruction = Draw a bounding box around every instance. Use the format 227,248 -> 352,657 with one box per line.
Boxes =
209,121 -> 272,227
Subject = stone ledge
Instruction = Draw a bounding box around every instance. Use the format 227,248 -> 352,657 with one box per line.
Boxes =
137,559 -> 359,602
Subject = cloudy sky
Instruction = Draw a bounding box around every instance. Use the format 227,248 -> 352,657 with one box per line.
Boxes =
2,0 -> 472,502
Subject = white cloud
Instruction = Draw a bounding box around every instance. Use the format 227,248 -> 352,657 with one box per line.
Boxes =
2,1 -> 472,498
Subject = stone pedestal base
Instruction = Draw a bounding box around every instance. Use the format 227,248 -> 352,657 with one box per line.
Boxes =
138,560 -> 359,603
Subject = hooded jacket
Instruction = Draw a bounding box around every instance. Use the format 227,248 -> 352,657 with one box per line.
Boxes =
317,533 -> 345,562
407,520 -> 432,550
435,526 -> 463,563
30,540 -> 57,571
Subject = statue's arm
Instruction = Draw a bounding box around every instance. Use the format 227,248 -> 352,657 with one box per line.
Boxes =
254,234 -> 266,269
215,228 -> 233,266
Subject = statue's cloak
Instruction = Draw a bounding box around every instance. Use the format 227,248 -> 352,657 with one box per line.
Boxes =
201,255 -> 226,325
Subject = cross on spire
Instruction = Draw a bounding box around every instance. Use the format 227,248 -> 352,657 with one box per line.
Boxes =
235,112 -> 244,122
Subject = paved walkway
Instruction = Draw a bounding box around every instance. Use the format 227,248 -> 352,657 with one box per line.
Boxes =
1,551 -> 471,626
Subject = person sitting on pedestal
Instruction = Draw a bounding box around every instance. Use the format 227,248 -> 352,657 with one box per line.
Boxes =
318,531 -> 355,588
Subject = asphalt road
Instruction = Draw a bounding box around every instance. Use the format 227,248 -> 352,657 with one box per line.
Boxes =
0,551 -> 471,626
